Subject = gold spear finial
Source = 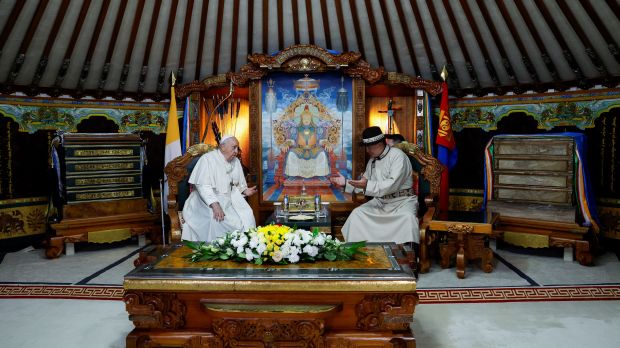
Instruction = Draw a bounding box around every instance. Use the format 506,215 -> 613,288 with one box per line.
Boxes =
440,65 -> 448,82
170,71 -> 176,87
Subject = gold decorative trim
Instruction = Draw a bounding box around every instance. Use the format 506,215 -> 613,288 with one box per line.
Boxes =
0,196 -> 48,205
73,149 -> 134,156
88,228 -> 132,243
75,190 -> 136,200
203,303 -> 339,314
447,223 -> 475,234
124,279 -> 417,292
74,162 -> 135,171
386,72 -> 443,96
74,176 -> 135,186
395,142 -> 443,199
503,231 -> 549,248
248,45 -> 361,69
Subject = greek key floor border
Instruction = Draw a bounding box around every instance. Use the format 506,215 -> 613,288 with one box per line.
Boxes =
0,284 -> 125,300
1,284 -> 619,303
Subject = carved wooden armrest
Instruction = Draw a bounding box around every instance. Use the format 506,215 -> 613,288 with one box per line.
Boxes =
164,143 -> 217,244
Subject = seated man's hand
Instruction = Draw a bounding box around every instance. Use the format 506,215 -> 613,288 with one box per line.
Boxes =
329,172 -> 346,187
210,202 -> 225,222
347,176 -> 368,190
243,186 -> 258,197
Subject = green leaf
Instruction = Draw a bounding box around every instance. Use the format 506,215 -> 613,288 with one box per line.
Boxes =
183,240 -> 200,250
324,252 -> 337,261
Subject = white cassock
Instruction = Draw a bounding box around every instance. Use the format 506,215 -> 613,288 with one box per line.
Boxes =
181,150 -> 256,242
342,146 -> 419,244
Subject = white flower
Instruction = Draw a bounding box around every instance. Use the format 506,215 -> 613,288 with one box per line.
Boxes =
236,246 -> 245,254
303,244 -> 319,257
287,252 -> 300,263
313,234 -> 326,246
235,235 -> 248,247
300,230 -> 312,243
245,247 -> 255,261
256,242 -> 267,255
280,244 -> 291,257
249,236 -> 260,249
292,233 -> 303,246
272,250 -> 283,262
287,246 -> 300,258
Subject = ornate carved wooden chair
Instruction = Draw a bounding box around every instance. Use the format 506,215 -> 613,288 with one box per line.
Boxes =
393,142 -> 443,274
164,143 -> 217,243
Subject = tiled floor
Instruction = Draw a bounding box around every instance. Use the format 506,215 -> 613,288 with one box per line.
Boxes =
1,239 -> 619,347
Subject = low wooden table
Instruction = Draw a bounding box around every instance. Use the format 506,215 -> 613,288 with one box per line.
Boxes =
124,243 -> 418,347
427,211 -> 498,279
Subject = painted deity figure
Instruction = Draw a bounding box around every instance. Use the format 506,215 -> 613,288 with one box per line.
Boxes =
281,104 -> 330,178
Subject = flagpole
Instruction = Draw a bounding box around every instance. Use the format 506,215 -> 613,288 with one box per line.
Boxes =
159,178 -> 166,246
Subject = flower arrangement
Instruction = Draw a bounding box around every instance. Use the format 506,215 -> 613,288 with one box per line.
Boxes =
183,225 -> 366,265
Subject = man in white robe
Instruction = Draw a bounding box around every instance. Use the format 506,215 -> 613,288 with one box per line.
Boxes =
330,127 -> 419,244
181,136 -> 257,241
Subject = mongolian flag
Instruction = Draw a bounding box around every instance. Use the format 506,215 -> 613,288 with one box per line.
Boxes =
436,81 -> 457,211
163,77 -> 182,213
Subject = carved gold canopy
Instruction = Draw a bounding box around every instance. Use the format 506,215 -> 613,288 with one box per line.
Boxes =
176,44 -> 442,96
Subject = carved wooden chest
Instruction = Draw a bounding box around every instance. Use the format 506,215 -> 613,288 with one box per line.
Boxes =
48,133 -> 159,258
491,135 -> 574,206
54,133 -> 144,204
486,135 -> 592,265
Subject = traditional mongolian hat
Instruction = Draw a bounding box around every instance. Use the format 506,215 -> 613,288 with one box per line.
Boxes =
360,126 -> 385,146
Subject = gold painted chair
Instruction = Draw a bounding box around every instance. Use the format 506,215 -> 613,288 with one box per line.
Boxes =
394,142 -> 443,274
163,143 -> 217,243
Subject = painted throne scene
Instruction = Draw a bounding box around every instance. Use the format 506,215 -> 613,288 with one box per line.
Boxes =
261,73 -> 352,202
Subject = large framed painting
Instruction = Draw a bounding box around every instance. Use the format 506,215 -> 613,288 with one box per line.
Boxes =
256,72 -> 357,203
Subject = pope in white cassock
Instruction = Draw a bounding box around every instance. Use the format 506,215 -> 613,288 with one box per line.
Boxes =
330,126 -> 419,244
181,135 -> 257,242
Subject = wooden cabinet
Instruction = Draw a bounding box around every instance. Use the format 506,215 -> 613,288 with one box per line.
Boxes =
47,133 -> 159,258
486,135 -> 593,265
491,136 -> 574,206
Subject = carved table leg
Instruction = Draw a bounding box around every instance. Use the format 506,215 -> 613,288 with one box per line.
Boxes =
456,233 -> 466,279
439,244 -> 452,269
481,248 -> 494,273
45,236 -> 65,258
419,229 -> 430,273
575,241 -> 593,266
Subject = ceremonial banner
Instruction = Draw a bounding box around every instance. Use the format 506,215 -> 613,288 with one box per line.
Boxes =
436,82 -> 457,211
164,84 -> 182,213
